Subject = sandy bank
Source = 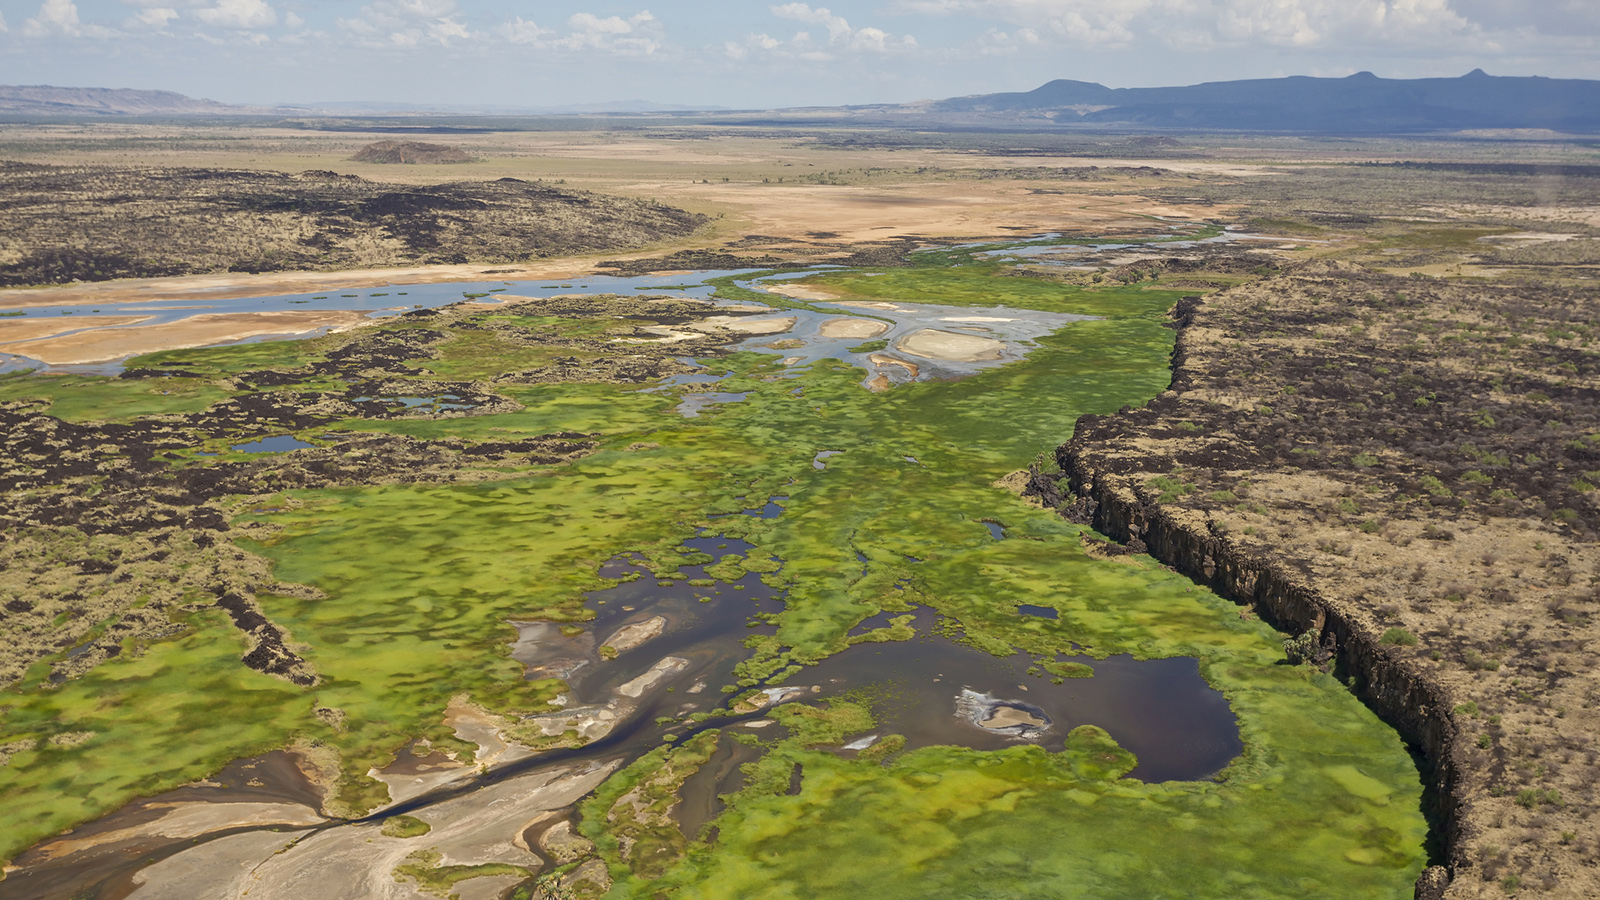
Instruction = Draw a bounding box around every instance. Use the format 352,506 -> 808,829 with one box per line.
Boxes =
0,261 -> 600,311
0,315 -> 154,345
2,310 -> 376,365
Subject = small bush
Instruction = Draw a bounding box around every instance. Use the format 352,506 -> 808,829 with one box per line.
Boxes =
1515,788 -> 1562,809
1282,631 -> 1320,665
1477,734 -> 1492,749
1461,470 -> 1493,485
1380,627 -> 1418,647
1419,476 -> 1452,497
1352,452 -> 1380,468
1453,701 -> 1479,718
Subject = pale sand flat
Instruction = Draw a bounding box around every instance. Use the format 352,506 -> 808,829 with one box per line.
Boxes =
3,310 -> 375,365
832,300 -> 904,311
0,315 -> 153,345
896,328 -> 1006,362
603,616 -> 666,654
690,315 -> 796,335
818,317 -> 889,339
33,802 -> 324,861
761,283 -> 838,301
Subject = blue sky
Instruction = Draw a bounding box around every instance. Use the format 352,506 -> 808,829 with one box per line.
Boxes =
1,1 -> 1596,108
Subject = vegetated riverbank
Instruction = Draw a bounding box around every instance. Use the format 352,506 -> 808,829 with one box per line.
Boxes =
1031,260 -> 1600,898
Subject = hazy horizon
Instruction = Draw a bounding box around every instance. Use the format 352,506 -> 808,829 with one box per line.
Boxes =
1,1 -> 1597,110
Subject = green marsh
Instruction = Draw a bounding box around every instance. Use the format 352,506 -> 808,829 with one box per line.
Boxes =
0,259 -> 1427,897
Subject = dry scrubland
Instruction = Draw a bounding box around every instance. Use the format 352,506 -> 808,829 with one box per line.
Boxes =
0,161 -> 705,286
1040,260 -> 1600,897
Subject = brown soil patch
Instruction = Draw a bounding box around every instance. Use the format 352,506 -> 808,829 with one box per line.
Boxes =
867,354 -> 919,376
3,310 -> 375,364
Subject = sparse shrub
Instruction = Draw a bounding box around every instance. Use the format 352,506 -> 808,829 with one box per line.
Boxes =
1454,701 -> 1479,718
1419,475 -> 1451,497
1352,452 -> 1379,468
1147,475 -> 1196,503
1380,627 -> 1418,647
1515,788 -> 1562,809
1461,470 -> 1493,486
1478,734 -> 1493,749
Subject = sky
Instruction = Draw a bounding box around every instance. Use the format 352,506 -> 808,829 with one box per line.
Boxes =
0,1 -> 1597,109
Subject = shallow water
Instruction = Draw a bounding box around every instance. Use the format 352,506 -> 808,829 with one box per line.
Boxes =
230,435 -> 316,453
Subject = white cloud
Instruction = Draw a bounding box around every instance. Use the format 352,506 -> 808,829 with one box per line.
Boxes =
751,3 -> 916,57
772,3 -> 852,41
554,11 -> 662,54
0,12 -> 8,33
889,0 -> 1480,50
194,0 -> 277,30
338,0 -> 469,47
497,16 -> 550,44
132,7 -> 179,27
284,11 -> 302,28
23,0 -> 97,37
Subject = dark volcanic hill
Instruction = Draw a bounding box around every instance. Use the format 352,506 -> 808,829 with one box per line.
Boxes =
352,141 -> 473,164
929,70 -> 1600,134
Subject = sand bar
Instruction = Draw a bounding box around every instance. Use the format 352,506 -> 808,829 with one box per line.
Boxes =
896,328 -> 1006,362
819,317 -> 889,339
2,310 -> 376,365
0,315 -> 153,345
691,315 -> 796,335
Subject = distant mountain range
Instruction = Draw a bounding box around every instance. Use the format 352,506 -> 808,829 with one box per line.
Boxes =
924,70 -> 1600,133
0,85 -> 254,116
4,71 -> 1598,134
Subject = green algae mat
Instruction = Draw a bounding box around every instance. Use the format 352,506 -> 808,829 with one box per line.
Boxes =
0,259 -> 1427,898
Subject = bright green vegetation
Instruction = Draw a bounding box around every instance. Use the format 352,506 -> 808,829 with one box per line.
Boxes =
393,848 -> 530,898
0,370 -> 228,421
0,256 -> 1426,896
382,814 -> 433,838
128,339 -> 330,376
799,262 -> 1180,316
